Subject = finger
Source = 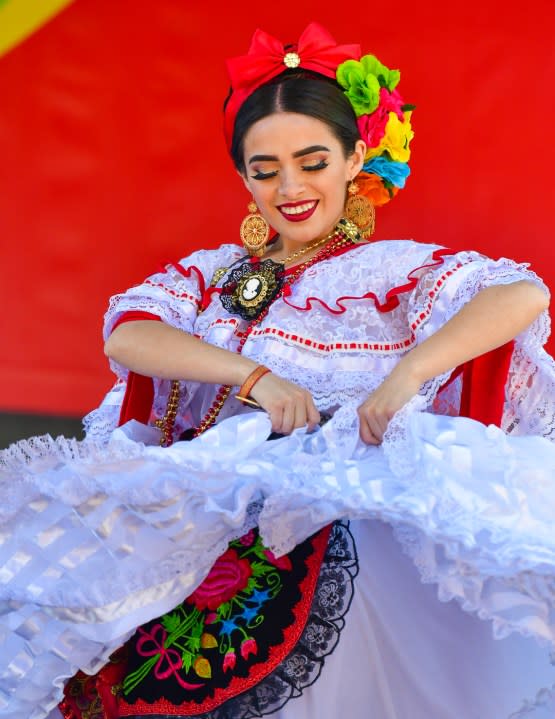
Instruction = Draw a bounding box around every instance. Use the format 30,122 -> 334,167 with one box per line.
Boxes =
292,401 -> 308,431
270,404 -> 285,434
358,413 -> 379,445
280,400 -> 296,435
306,398 -> 321,430
374,408 -> 391,438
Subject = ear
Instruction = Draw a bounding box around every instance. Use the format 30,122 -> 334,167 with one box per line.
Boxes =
237,169 -> 252,194
347,139 -> 367,180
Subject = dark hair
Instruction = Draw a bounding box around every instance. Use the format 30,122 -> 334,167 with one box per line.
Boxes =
227,71 -> 361,174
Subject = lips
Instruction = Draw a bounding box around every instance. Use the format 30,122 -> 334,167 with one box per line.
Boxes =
277,200 -> 318,222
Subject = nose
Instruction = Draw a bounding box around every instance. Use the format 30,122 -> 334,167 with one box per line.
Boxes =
278,168 -> 305,200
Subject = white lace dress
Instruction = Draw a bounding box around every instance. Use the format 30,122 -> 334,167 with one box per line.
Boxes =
1,239 -> 555,719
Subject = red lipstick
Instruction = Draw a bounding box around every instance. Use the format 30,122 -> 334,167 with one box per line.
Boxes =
277,200 -> 318,223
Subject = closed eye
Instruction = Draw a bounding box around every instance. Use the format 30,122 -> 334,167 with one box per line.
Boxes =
302,159 -> 329,171
250,170 -> 278,180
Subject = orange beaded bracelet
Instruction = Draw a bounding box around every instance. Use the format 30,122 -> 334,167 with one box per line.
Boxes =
235,365 -> 271,407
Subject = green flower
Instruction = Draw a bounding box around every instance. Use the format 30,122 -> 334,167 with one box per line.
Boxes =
337,54 -> 400,117
359,55 -> 400,92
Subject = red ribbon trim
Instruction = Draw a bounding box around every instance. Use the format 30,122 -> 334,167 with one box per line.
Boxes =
282,247 -> 456,314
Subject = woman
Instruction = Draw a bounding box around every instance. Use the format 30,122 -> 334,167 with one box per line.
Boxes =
2,22 -> 555,719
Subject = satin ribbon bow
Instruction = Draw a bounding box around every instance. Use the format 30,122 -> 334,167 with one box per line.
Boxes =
223,22 -> 361,149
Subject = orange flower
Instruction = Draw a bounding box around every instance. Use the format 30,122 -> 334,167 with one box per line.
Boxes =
355,171 -> 398,207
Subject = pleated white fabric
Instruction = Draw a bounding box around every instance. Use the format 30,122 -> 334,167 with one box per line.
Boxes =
1,406 -> 555,718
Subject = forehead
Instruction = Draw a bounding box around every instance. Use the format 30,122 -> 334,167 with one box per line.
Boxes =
243,112 -> 340,156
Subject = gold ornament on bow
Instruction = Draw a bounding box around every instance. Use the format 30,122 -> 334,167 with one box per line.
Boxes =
240,200 -> 270,257
344,180 -> 376,239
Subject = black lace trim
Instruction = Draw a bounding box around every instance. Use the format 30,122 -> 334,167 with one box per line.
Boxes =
127,520 -> 358,718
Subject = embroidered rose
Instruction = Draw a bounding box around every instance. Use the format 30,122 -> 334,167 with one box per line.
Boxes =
186,548 -> 252,611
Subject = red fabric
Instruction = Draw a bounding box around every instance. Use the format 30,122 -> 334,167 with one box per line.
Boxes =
112,311 -> 162,331
224,21 -> 360,148
459,341 -> 515,427
111,312 -> 162,426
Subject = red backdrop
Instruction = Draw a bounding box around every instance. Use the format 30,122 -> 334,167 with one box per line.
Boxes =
1,0 -> 554,416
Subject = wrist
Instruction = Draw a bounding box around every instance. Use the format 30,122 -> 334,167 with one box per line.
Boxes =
394,350 -> 430,386
232,357 -> 260,387
237,365 -> 271,403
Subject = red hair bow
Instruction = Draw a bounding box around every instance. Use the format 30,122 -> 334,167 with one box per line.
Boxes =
223,22 -> 360,150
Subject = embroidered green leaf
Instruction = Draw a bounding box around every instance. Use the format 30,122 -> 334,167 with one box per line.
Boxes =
250,561 -> 271,576
181,650 -> 193,674
218,601 -> 232,619
245,576 -> 259,594
161,612 -> 182,634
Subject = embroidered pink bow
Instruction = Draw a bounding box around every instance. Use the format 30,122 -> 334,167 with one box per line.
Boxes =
223,22 -> 360,148
136,624 -> 204,689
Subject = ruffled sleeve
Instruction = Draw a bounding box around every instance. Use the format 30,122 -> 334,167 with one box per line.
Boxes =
407,250 -> 550,345
103,244 -> 244,379
406,250 -> 555,436
83,244 -> 244,443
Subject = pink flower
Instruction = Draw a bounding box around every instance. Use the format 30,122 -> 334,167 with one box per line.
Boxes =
223,650 -> 237,672
239,529 -> 255,546
358,88 -> 405,148
263,549 -> 292,571
205,612 -> 218,625
186,548 -> 252,611
240,638 -> 258,660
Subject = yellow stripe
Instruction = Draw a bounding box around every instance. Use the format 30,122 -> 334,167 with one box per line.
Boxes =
0,0 -> 75,58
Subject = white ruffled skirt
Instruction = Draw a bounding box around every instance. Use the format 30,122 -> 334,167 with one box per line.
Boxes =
1,405 -> 554,718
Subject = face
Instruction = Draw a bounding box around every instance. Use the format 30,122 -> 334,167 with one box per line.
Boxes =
241,112 -> 366,248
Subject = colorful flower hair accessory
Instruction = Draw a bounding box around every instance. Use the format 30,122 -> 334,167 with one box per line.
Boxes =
337,55 -> 415,204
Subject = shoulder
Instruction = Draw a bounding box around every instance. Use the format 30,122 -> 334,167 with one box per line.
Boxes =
175,243 -> 245,274
164,243 -> 246,288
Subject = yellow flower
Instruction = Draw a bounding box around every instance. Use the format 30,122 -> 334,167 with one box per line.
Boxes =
365,111 -> 414,163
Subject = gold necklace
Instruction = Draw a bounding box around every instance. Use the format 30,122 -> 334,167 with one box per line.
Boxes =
273,225 -> 339,266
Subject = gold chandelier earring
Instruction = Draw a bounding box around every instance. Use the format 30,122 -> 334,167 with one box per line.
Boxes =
344,180 -> 376,239
240,199 -> 270,257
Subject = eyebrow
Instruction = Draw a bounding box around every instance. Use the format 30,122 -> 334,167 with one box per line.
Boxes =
248,145 -> 330,165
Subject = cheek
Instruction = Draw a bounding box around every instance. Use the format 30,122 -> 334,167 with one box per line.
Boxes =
251,184 -> 275,211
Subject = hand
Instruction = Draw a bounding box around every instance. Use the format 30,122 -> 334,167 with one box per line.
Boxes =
357,363 -> 423,445
249,373 -> 320,435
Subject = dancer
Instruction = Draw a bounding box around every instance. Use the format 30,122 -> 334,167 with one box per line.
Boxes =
1,22 -> 554,719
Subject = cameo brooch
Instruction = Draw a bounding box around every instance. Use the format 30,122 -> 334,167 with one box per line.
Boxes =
220,258 -> 284,320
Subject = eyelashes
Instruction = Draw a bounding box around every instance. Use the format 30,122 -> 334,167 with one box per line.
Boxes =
302,159 -> 329,172
251,170 -> 278,180
250,159 -> 329,180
